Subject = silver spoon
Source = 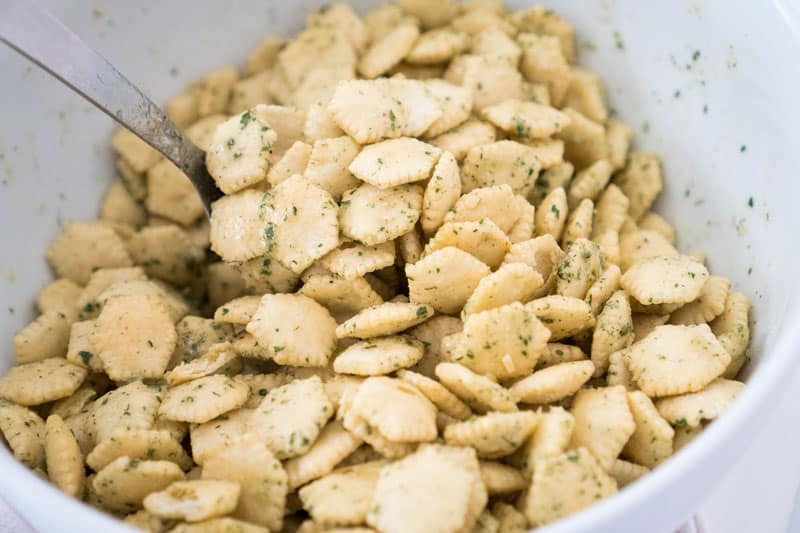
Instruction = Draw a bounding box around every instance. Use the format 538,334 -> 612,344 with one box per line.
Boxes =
0,0 -> 223,215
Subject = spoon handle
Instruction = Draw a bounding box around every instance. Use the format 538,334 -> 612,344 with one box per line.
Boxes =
0,0 -> 220,213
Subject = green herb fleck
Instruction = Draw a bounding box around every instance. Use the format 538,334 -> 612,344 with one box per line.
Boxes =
240,110 -> 253,129
260,258 -> 272,276
79,351 -> 93,365
513,117 -> 530,138
264,224 -> 276,251
566,451 -> 580,462
613,31 -> 625,50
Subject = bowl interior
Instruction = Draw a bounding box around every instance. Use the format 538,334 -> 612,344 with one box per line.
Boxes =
1,1 -> 799,531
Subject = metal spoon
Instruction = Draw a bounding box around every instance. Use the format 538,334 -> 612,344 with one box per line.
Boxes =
0,0 -> 223,215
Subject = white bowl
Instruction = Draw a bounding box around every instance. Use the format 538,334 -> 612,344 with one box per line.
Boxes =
1,1 -> 799,531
